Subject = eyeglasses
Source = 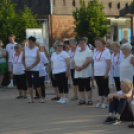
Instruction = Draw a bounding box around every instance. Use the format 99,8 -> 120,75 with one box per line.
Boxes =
58,45 -> 63,47
14,47 -> 19,49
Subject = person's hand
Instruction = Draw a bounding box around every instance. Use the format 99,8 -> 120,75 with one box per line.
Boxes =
76,67 -> 82,71
65,71 -> 69,78
25,66 -> 33,71
114,94 -> 120,99
108,95 -> 113,102
104,73 -> 108,79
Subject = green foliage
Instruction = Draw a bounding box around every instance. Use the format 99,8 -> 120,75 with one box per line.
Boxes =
0,0 -> 39,46
131,1 -> 134,13
73,0 -> 109,45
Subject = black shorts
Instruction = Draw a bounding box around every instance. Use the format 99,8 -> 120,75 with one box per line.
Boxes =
50,72 -> 57,88
70,69 -> 78,86
77,77 -> 91,92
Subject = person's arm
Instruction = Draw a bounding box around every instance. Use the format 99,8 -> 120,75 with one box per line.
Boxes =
114,92 -> 132,99
65,57 -> 70,77
22,49 -> 26,69
104,59 -> 111,78
81,57 -> 92,70
131,57 -> 134,66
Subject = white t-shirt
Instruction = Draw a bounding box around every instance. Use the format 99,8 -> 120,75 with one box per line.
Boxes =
120,54 -> 133,82
6,43 -> 17,62
68,48 -> 79,69
51,51 -> 69,74
117,90 -> 132,100
74,49 -> 93,78
39,52 -> 49,77
25,45 -> 39,71
111,51 -> 123,77
13,52 -> 25,75
77,45 -> 90,51
94,49 -> 111,76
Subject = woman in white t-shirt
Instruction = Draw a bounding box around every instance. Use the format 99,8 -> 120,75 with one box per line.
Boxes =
112,42 -> 123,91
120,43 -> 134,83
13,44 -> 27,99
94,38 -> 111,109
104,79 -> 133,124
73,38 -> 93,105
35,43 -> 49,98
22,36 -> 43,103
51,41 -> 70,104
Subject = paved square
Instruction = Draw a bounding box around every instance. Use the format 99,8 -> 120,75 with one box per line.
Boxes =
0,85 -> 133,134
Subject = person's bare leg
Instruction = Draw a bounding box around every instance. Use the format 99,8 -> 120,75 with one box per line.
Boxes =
10,72 -> 13,84
54,87 -> 59,97
100,96 -> 103,103
103,97 -> 108,104
74,85 -> 78,96
37,87 -> 42,98
80,92 -> 84,101
29,88 -> 33,99
87,90 -> 92,101
23,90 -> 27,97
18,89 -> 22,96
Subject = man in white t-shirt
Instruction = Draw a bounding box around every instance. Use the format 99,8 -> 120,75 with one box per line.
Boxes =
6,34 -> 17,87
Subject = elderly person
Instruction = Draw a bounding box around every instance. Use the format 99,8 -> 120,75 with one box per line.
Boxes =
0,40 -> 6,87
68,38 -> 78,101
35,43 -> 49,99
22,36 -> 43,103
73,38 -> 93,105
120,43 -> 134,83
51,41 -> 70,103
104,79 -> 133,124
121,37 -> 128,48
112,42 -> 123,91
13,44 -> 27,98
94,37 -> 111,109
106,39 -> 115,89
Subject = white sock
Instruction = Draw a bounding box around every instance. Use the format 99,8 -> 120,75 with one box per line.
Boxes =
10,79 -> 13,84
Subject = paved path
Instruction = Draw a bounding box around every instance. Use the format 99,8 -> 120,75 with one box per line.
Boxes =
0,85 -> 133,134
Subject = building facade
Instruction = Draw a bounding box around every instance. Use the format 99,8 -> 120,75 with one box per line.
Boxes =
13,0 -> 134,46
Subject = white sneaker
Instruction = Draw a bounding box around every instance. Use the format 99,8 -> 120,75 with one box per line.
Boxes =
61,98 -> 69,104
28,99 -> 34,103
95,103 -> 102,108
101,103 -> 107,109
8,83 -> 13,88
40,99 -> 44,103
57,98 -> 63,103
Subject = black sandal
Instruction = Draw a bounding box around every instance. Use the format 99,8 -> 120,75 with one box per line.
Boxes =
16,96 -> 23,99
87,101 -> 93,105
77,100 -> 86,105
128,122 -> 134,128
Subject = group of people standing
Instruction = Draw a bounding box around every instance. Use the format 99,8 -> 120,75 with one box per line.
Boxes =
1,34 -> 48,103
50,36 -> 134,128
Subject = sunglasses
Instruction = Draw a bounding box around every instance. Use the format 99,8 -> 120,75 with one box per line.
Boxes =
58,45 -> 63,47
14,47 -> 19,49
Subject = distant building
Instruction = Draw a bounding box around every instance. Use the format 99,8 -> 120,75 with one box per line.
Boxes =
13,0 -> 134,46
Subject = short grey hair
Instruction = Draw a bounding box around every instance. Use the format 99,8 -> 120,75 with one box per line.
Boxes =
15,43 -> 21,47
121,43 -> 132,51
69,38 -> 77,45
122,37 -> 128,42
53,41 -> 63,48
106,39 -> 113,45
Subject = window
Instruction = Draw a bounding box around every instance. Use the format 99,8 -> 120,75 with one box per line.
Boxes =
117,3 -> 120,9
72,0 -> 75,6
126,3 -> 128,9
113,26 -> 118,41
63,0 -> 66,6
53,0 -> 56,6
108,2 -> 112,8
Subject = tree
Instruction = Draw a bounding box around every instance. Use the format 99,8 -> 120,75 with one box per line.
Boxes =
0,0 -> 39,46
0,0 -> 39,85
73,0 -> 109,45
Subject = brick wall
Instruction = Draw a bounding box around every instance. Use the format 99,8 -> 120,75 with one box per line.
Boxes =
50,14 -> 76,44
52,0 -> 133,16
